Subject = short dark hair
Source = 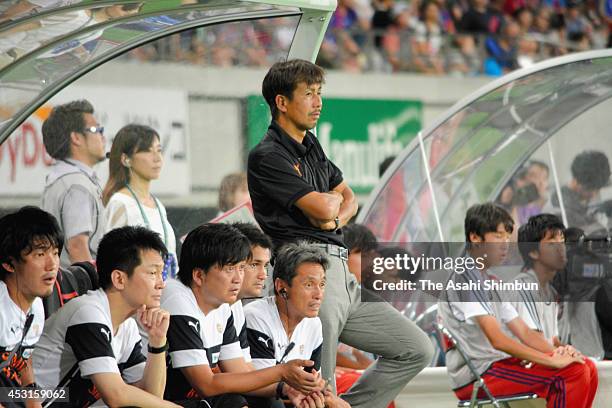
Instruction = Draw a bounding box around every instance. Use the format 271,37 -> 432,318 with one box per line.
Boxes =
262,59 -> 325,120
42,100 -> 94,160
273,242 -> 328,292
96,226 -> 168,290
0,207 -> 63,280
518,213 -> 565,268
571,150 -> 610,190
231,222 -> 272,251
343,223 -> 377,254
178,223 -> 251,287
464,202 -> 514,242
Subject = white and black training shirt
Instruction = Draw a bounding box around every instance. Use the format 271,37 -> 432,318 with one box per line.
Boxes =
231,300 -> 252,363
32,289 -> 146,407
244,296 -> 322,370
0,281 -> 45,391
162,279 -> 243,401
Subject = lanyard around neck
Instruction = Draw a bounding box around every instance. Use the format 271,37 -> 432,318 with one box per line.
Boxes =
125,184 -> 168,246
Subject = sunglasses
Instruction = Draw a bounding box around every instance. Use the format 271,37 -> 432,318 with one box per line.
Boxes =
83,125 -> 104,135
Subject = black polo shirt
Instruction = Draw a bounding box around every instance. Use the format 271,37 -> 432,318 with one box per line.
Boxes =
247,121 -> 345,248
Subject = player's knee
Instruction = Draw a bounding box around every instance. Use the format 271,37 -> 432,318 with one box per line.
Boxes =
398,337 -> 435,370
416,338 -> 435,369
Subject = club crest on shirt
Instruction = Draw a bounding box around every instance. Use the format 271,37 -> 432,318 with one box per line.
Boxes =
217,323 -> 223,333
293,163 -> 302,177
299,344 -> 304,354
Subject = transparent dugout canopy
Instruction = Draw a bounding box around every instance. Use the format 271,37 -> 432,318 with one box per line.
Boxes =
0,0 -> 335,144
359,50 -> 612,243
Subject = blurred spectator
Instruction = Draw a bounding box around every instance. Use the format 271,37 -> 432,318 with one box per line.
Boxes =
447,33 -> 482,75
218,172 -> 250,214
320,0 -> 367,71
515,6 -> 534,33
116,0 -> 610,76
461,0 -> 503,34
565,0 -> 593,45
543,0 -> 568,12
435,0 -> 458,32
503,0 -> 528,16
602,0 -> 612,46
372,0 -> 397,49
484,19 -> 520,75
382,5 -> 416,71
532,6 -> 567,55
512,8 -> 539,66
516,160 -> 550,224
412,0 -> 447,74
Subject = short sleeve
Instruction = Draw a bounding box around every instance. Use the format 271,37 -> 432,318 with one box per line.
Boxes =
453,301 -> 494,323
162,287 -> 209,368
499,302 -> 519,324
104,197 -> 129,233
249,151 -> 315,210
247,327 -> 275,369
167,315 -> 208,368
64,306 -> 119,377
61,186 -> 96,240
219,313 -> 243,361
310,320 -> 323,371
511,297 -> 540,332
231,302 -> 251,362
327,159 -> 343,190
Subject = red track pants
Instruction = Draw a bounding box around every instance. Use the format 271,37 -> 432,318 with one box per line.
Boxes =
455,357 -> 598,408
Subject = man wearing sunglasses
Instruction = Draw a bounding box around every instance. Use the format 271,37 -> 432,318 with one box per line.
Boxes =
0,207 -> 62,408
41,99 -> 106,268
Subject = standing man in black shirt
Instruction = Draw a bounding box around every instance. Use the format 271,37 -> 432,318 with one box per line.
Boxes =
247,59 -> 434,408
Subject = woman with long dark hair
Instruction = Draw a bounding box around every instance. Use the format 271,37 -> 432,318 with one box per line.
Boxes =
102,124 -> 177,279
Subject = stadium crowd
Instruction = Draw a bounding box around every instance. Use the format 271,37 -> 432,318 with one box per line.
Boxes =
124,0 -> 612,76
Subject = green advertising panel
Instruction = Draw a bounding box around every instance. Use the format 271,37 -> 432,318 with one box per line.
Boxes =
246,95 -> 423,194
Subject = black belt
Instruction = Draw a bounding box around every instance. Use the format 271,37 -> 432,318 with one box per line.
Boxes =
310,243 -> 348,261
